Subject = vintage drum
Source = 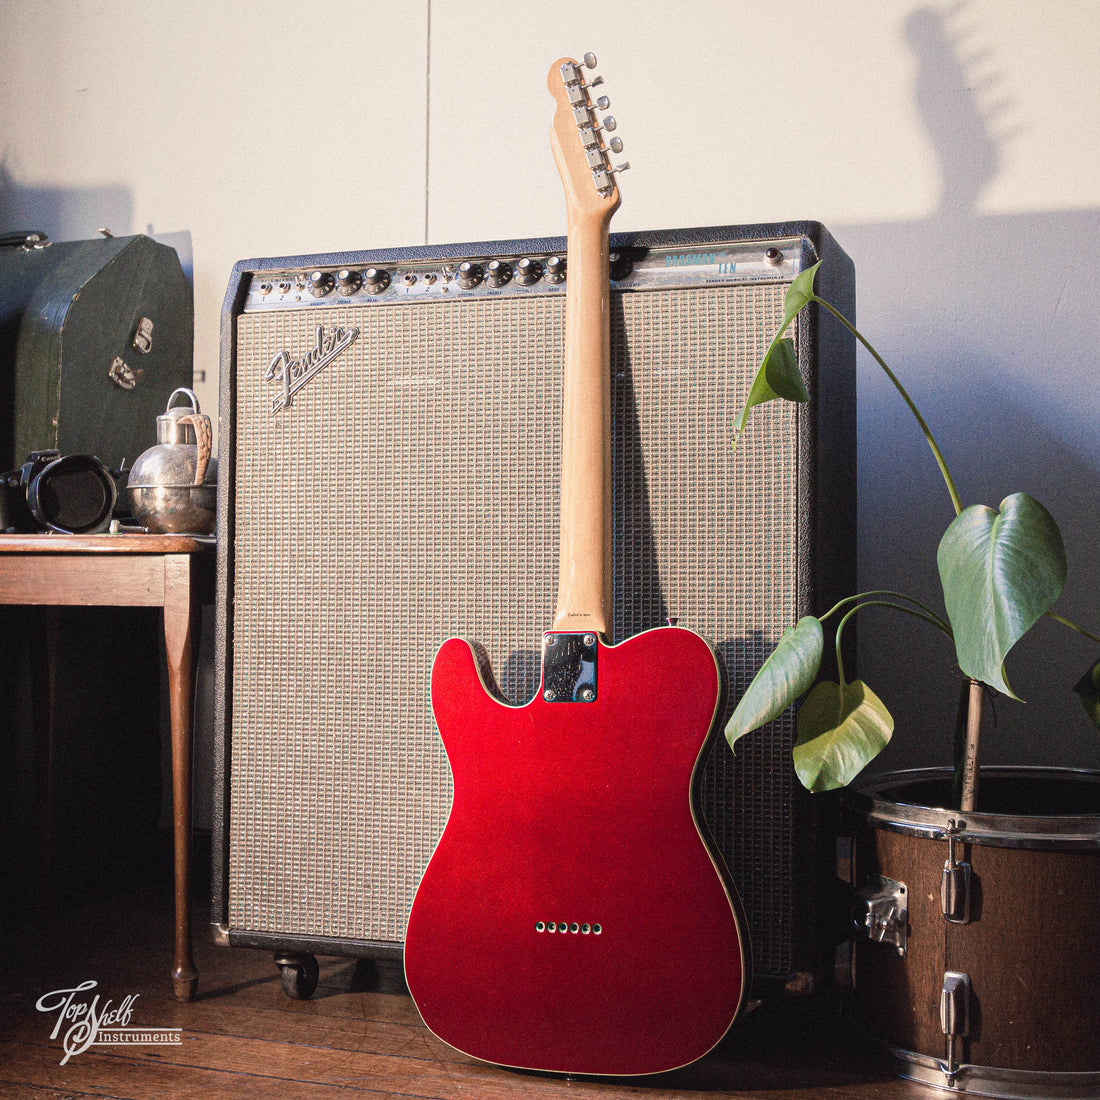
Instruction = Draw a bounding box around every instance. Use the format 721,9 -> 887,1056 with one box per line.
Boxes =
851,767 -> 1100,1098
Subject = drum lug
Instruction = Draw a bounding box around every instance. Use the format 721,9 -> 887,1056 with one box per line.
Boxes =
940,970 -> 971,1084
852,875 -> 908,957
940,819 -> 972,924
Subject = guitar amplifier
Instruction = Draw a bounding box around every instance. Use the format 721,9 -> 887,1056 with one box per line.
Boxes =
212,221 -> 855,996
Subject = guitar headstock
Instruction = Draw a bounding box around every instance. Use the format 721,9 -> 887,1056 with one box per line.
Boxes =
547,53 -> 628,220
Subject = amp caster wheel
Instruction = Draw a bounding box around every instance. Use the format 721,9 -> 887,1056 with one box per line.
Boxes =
274,952 -> 319,999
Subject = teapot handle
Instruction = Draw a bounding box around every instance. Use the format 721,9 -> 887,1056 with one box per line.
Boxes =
166,387 -> 201,413
179,414 -> 212,485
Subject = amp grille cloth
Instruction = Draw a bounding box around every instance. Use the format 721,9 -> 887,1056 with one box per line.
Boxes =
230,283 -> 798,975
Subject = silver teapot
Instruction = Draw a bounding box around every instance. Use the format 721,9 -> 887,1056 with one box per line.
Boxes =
127,387 -> 216,534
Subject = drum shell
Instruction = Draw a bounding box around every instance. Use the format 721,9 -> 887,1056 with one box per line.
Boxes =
852,768 -> 1100,1079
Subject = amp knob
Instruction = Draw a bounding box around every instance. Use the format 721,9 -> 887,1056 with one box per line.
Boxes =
545,255 -> 566,284
455,261 -> 484,289
363,267 -> 391,294
515,257 -> 543,285
337,268 -> 363,294
485,259 -> 512,287
308,270 -> 335,297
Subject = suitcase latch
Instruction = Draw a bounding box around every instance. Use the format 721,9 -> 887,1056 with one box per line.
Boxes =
133,316 -> 155,354
853,875 -> 908,957
109,357 -> 143,390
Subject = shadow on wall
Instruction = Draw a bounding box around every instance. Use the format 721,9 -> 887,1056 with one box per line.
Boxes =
827,5 -> 1100,775
0,164 -> 133,242
0,163 -> 194,284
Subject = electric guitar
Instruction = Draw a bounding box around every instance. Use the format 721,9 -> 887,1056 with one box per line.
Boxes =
403,54 -> 749,1077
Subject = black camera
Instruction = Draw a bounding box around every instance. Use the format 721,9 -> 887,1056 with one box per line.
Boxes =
0,450 -> 118,534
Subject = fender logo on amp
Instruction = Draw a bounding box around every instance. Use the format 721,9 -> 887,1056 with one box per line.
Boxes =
266,324 -> 359,413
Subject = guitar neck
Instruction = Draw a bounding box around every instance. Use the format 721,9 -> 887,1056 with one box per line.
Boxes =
552,212 -> 614,636
547,56 -> 621,637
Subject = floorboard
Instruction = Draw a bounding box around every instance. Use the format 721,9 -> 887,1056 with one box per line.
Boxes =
0,836 -> 934,1099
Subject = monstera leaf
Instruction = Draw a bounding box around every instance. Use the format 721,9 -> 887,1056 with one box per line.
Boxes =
731,340 -> 808,435
732,262 -> 820,436
725,616 -> 823,748
793,680 -> 894,792
781,260 -> 821,320
937,493 -> 1066,698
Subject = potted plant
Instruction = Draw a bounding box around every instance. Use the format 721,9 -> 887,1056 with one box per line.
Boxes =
725,262 -> 1100,1096
725,260 -> 1100,809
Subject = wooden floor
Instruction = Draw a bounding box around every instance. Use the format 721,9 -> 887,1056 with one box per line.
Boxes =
0,837 -> 937,1099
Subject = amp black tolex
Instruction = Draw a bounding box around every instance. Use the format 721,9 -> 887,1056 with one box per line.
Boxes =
213,222 -> 856,998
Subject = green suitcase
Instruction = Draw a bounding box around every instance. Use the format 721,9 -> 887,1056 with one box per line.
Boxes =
0,230 -> 193,475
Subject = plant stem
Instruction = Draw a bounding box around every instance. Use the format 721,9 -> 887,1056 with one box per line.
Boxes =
1046,610 -> 1100,645
820,590 -> 953,636
815,297 -> 964,517
833,599 -> 955,689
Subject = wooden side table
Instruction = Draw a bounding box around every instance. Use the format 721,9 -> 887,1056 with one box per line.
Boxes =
0,532 -> 215,1001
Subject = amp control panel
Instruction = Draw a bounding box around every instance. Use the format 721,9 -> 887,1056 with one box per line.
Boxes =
240,239 -> 804,313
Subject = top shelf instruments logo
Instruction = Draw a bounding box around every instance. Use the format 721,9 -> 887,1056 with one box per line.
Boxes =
35,980 -> 182,1065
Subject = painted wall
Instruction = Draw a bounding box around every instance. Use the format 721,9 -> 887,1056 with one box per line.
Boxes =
3,0 -> 1099,781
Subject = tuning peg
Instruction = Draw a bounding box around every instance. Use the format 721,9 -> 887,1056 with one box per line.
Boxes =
580,54 -> 604,88
592,160 -> 630,195
577,116 -> 619,150
608,137 -> 624,154
596,95 -> 610,111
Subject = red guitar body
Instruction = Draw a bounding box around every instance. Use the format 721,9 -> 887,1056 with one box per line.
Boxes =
404,627 -> 749,1076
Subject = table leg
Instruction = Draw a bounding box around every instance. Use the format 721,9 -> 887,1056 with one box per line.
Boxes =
163,553 -> 198,1002
29,607 -> 61,907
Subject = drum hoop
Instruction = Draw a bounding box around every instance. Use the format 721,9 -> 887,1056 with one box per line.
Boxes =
853,767 -> 1100,851
880,1038 -> 1100,1098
